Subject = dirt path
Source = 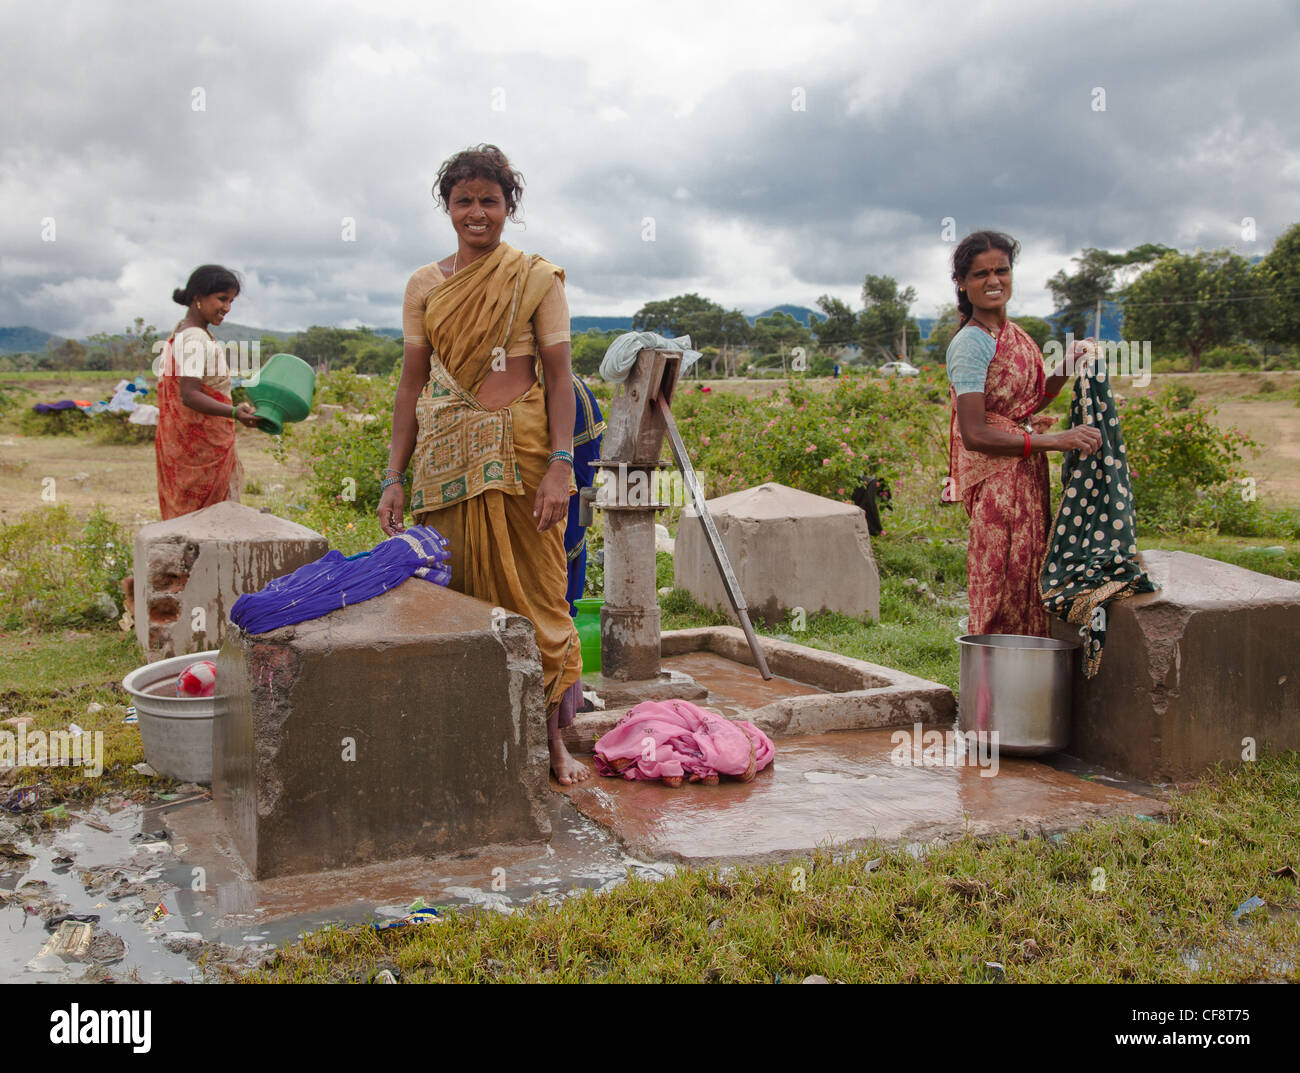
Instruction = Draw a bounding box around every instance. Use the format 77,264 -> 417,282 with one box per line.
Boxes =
0,429 -> 303,531
1211,398 -> 1300,504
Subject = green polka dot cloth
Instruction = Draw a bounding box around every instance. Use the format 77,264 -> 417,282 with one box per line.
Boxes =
1039,360 -> 1157,677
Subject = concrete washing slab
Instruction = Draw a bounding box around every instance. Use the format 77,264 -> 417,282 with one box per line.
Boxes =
563,625 -> 957,751
559,727 -> 1166,865
1052,550 -> 1300,783
553,626 -> 1161,866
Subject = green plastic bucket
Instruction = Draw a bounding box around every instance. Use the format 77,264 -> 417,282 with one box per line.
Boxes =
574,597 -> 603,674
244,352 -> 315,434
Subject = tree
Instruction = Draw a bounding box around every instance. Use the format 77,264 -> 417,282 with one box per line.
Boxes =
1016,315 -> 1054,350
858,275 -> 920,363
342,334 -> 402,376
123,318 -> 159,371
1047,244 -> 1172,337
570,329 -> 617,377
1257,221 -> 1300,345
750,311 -> 813,375
812,295 -> 858,350
45,338 -> 88,371
86,317 -> 159,371
631,293 -> 721,338
288,326 -> 355,367
1121,250 -> 1254,371
925,304 -> 962,363
631,294 -> 752,375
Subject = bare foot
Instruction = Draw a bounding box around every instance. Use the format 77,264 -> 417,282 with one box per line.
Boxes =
549,736 -> 590,786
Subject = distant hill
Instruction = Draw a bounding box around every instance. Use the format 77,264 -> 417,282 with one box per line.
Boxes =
0,326 -> 60,355
751,305 -> 822,326
1045,301 -> 1124,340
916,303 -> 1124,344
571,316 -> 634,334
2,300 -> 1128,359
210,322 -> 294,343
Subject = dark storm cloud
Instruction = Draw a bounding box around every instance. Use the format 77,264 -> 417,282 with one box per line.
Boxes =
1,0 -> 1297,335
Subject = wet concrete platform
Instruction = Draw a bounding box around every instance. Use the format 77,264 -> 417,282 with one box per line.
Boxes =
561,728 -> 1166,865
659,651 -> 823,716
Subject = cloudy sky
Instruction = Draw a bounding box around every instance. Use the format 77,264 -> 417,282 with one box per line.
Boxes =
2,0 -> 1298,337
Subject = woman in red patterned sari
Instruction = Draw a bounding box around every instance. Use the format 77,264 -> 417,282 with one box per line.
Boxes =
155,265 -> 261,519
945,232 -> 1100,636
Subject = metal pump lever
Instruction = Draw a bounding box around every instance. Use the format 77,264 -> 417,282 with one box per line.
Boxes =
655,394 -> 773,681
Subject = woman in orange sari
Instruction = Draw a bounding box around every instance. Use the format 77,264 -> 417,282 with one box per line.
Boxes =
945,231 -> 1101,636
377,145 -> 587,785
155,265 -> 260,519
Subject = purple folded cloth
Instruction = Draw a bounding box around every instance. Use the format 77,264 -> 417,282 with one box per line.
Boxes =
230,525 -> 451,634
33,400 -> 81,413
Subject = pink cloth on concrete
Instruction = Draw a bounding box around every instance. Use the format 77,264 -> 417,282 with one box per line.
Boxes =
593,699 -> 775,785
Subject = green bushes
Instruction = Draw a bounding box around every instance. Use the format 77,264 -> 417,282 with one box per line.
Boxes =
285,498 -> 387,556
14,405 -> 155,443
287,367 -> 1295,557
92,412 -> 156,445
1199,344 -> 1265,370
670,372 -> 936,501
314,367 -> 396,410
17,406 -> 87,436
0,505 -> 131,630
1121,385 -> 1257,532
303,409 -> 393,514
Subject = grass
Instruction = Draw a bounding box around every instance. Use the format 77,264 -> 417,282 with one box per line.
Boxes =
0,628 -> 180,804
0,369 -> 128,385
1142,532 -> 1300,581
244,752 -> 1300,983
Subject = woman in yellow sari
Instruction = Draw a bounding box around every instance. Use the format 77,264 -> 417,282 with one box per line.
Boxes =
377,145 -> 588,784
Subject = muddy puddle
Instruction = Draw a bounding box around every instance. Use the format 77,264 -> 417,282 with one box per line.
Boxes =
0,792 -> 670,983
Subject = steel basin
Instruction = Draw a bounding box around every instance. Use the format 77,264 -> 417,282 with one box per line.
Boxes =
957,634 -> 1079,756
121,650 -> 220,784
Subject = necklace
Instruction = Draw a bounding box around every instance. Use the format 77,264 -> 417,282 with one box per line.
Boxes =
452,251 -> 459,274
970,317 -> 1001,338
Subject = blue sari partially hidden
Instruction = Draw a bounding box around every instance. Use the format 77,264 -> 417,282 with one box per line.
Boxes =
565,375 -> 605,615
230,526 -> 451,635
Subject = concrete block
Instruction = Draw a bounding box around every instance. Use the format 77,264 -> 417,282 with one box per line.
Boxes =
1053,550 -> 1300,782
674,482 -> 880,625
132,502 -> 327,661
213,577 -> 550,879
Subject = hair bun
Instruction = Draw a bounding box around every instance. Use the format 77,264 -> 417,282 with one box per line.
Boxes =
172,287 -> 188,305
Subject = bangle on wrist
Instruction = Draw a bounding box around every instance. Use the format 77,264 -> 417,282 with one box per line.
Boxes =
547,450 -> 574,469
380,476 -> 404,493
1022,433 -> 1032,459
231,404 -> 238,419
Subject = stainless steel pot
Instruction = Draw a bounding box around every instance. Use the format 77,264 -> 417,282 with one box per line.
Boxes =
957,634 -> 1079,756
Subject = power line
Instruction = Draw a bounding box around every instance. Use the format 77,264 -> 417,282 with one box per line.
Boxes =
1115,287 -> 1300,309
